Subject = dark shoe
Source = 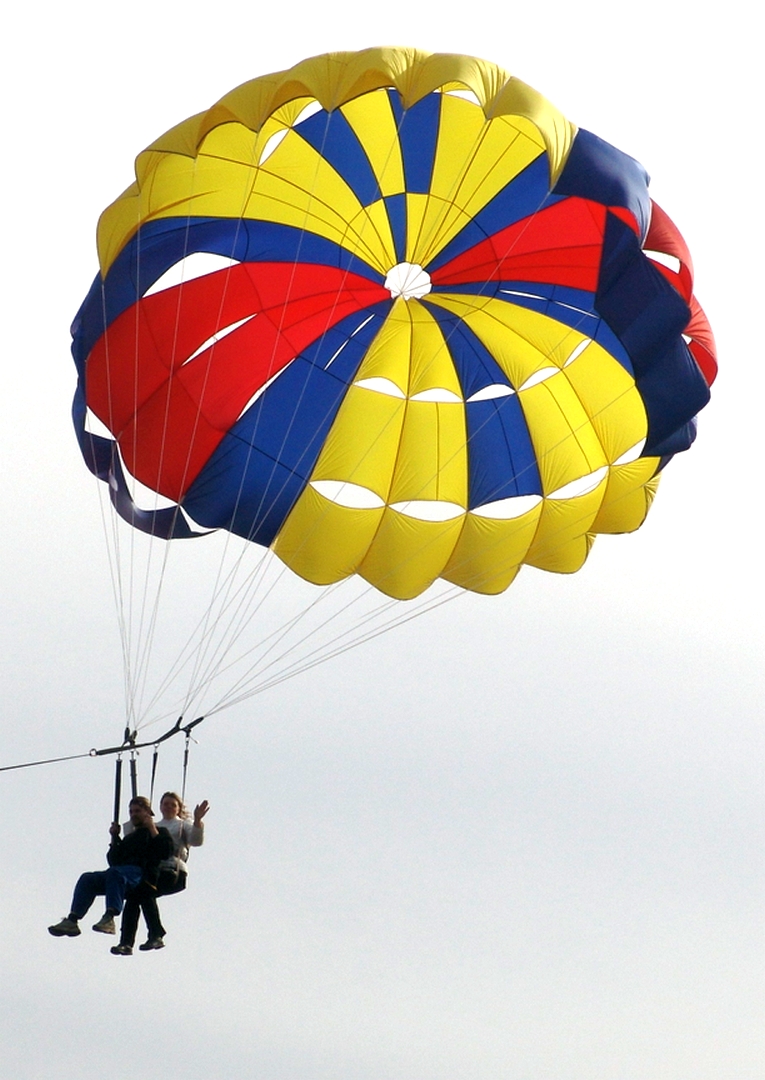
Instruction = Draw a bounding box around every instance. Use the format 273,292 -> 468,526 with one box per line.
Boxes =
110,944 -> 133,956
138,937 -> 165,951
92,914 -> 116,934
48,917 -> 81,937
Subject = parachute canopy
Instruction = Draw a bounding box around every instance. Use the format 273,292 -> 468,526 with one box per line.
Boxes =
72,48 -> 716,601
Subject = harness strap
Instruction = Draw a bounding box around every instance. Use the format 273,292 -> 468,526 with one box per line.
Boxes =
149,745 -> 160,803
112,754 -> 123,823
129,751 -> 139,801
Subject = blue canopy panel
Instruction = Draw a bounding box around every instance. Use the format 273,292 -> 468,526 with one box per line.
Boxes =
595,212 -> 709,454
553,127 -> 652,242
387,89 -> 443,194
424,305 -> 542,508
181,303 -> 390,545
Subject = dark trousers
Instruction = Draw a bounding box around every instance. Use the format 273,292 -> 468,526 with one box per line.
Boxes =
70,865 -> 143,918
119,868 -> 187,946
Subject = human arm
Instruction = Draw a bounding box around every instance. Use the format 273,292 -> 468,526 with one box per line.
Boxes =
188,800 -> 210,847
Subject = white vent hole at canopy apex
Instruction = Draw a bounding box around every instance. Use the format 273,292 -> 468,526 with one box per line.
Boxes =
385,263 -> 432,300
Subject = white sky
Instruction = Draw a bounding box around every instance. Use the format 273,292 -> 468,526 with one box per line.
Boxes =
1,3 -> 762,1078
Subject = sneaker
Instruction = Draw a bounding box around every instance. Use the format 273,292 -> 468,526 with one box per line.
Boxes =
138,937 -> 165,951
48,917 -> 81,937
92,914 -> 116,934
110,944 -> 133,956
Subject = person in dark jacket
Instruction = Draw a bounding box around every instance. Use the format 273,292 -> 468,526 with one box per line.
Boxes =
112,791 -> 209,955
48,796 -> 173,938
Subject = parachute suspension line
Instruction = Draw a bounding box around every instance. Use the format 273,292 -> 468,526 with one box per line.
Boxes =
204,406 -> 659,717
101,171 -> 214,733
178,144 -> 277,709
206,583 -> 466,715
130,538 -> 175,728
129,585 -> 241,731
96,340 -> 147,734
185,98 -> 574,716
103,97 -> 544,725
126,560 -> 342,731
199,413 -> 657,719
181,728 -> 194,804
185,576 -> 361,716
121,210 -> 181,729
176,551 -> 290,719
139,409 -> 657,724
132,552 -> 339,730
123,215 -> 146,729
95,281 -> 141,735
177,528 -> 276,718
251,587 -> 464,701
114,110 -> 355,730
158,105 -> 402,719
205,100 -> 402,587
200,578 -> 454,717
130,317 -> 646,730
148,369 -> 643,724
123,139 -> 270,729
176,109 -> 342,703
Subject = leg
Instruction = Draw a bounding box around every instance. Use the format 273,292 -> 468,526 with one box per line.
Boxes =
139,888 -> 165,942
103,865 -> 141,915
139,870 -> 187,947
90,866 -> 144,935
119,892 -> 142,948
112,873 -> 155,954
70,871 -> 108,919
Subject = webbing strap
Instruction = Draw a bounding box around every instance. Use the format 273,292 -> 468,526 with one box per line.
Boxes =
112,755 -> 123,824
149,746 -> 159,803
129,752 -> 139,801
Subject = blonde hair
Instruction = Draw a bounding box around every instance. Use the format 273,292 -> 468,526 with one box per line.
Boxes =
159,791 -> 190,820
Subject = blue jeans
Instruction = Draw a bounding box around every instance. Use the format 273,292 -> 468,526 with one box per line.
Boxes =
70,865 -> 143,918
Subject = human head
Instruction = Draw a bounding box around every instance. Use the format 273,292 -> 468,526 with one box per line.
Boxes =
128,796 -> 154,825
159,791 -> 189,820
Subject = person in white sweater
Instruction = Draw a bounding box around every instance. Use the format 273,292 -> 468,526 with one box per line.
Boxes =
111,791 -> 209,955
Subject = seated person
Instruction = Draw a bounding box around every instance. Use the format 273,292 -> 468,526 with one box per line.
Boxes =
111,791 -> 209,954
48,796 -> 172,938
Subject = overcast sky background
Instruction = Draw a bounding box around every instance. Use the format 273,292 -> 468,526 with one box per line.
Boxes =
1,2 -> 761,1078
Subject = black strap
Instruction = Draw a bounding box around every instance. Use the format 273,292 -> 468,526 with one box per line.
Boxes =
149,745 -> 160,803
129,751 -> 139,800
112,754 -> 123,823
